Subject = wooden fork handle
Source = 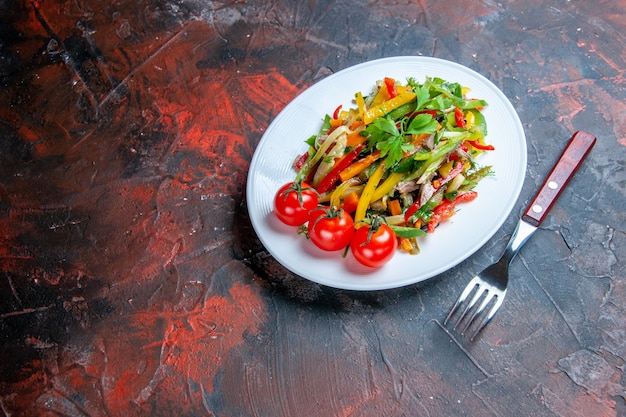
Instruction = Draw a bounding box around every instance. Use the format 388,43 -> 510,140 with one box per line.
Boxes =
521,130 -> 596,227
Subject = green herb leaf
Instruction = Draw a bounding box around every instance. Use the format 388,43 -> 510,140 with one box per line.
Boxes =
406,114 -> 438,135
376,132 -> 404,166
392,157 -> 422,173
321,114 -> 332,132
370,116 -> 399,136
414,85 -> 431,110
365,116 -> 404,166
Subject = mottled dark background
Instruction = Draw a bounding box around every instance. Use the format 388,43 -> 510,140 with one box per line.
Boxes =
0,1 -> 624,416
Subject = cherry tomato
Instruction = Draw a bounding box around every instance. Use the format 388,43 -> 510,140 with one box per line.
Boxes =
274,182 -> 319,226
308,206 -> 354,251
350,221 -> 397,268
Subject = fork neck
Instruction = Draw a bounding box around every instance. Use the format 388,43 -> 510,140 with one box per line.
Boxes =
497,220 -> 537,266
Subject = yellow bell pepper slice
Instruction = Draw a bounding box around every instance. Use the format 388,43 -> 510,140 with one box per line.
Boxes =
363,91 -> 416,125
370,83 -> 391,107
370,171 -> 404,203
465,110 -> 475,129
329,178 -> 360,208
355,91 -> 366,120
354,163 -> 385,225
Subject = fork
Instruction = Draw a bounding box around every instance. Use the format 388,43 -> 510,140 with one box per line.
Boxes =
444,130 -> 597,340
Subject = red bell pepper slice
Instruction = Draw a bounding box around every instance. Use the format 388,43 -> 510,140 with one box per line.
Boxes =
294,151 -> 309,170
316,144 -> 364,193
427,200 -> 456,233
427,191 -> 478,232
467,140 -> 495,151
454,191 -> 478,203
333,104 -> 343,120
454,107 -> 466,129
403,201 -> 421,224
384,77 -> 397,98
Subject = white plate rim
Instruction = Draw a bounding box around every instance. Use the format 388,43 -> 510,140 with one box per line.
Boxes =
246,56 -> 526,291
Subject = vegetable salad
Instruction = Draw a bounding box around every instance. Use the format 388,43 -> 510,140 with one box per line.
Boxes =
274,75 -> 494,267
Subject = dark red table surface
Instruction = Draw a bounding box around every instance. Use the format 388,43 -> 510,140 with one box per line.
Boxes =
1,1 -> 624,416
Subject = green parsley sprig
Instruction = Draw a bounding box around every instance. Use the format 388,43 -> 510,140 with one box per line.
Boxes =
364,112 -> 438,168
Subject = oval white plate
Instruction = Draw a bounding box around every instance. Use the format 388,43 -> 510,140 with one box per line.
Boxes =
246,56 -> 526,291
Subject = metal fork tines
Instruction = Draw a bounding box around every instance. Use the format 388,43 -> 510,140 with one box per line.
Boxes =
444,264 -> 508,340
444,219 -> 537,340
